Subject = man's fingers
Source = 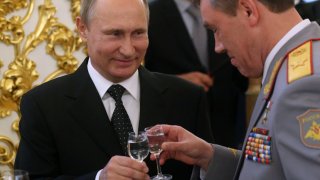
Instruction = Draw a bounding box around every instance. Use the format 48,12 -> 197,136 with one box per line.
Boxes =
198,74 -> 214,87
177,72 -> 213,91
162,142 -> 184,151
161,142 -> 199,166
161,125 -> 181,141
117,157 -> 149,173
108,164 -> 149,180
194,73 -> 213,91
105,156 -> 149,179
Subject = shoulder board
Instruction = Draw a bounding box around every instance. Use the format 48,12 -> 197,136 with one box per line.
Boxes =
287,40 -> 313,84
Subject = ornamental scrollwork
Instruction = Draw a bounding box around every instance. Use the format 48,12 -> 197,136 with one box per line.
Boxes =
0,0 -> 28,18
0,136 -> 16,168
0,0 -> 84,169
0,56 -> 38,117
0,17 -> 25,46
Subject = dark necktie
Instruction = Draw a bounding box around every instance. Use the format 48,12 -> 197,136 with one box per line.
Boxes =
107,84 -> 133,155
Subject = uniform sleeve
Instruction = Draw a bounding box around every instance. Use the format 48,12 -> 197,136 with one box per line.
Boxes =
204,144 -> 241,180
273,74 -> 320,180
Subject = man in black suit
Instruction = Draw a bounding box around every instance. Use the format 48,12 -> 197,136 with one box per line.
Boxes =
14,0 -> 213,179
145,0 -> 248,148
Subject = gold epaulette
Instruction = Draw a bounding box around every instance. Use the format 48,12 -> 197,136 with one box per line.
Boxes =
287,41 -> 313,84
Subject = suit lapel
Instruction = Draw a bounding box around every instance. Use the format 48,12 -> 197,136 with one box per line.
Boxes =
138,67 -> 168,130
66,59 -> 122,156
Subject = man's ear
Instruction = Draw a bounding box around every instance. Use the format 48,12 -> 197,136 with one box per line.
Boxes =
238,0 -> 259,26
76,17 -> 88,41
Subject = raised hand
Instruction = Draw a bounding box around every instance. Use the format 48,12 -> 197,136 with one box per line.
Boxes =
177,71 -> 213,92
159,125 -> 214,171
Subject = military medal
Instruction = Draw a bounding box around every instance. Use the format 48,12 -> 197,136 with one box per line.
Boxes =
245,127 -> 272,164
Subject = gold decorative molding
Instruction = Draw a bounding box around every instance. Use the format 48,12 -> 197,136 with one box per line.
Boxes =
0,0 -> 84,169
71,0 -> 81,23
0,136 -> 16,168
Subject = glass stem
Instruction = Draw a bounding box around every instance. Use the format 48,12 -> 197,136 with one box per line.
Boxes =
155,153 -> 163,175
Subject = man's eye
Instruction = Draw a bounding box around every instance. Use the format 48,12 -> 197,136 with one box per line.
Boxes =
112,31 -> 121,36
134,31 -> 145,36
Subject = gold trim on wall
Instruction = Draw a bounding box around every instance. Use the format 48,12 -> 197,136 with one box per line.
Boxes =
0,0 -> 84,169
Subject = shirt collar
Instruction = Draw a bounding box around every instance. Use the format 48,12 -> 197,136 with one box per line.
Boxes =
87,58 -> 140,100
262,19 -> 311,84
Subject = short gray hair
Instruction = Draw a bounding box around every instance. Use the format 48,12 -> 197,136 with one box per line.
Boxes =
80,0 -> 150,25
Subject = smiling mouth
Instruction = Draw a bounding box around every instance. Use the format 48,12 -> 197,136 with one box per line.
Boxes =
117,59 -> 130,62
114,56 -> 137,61
114,59 -> 135,66
114,58 -> 133,62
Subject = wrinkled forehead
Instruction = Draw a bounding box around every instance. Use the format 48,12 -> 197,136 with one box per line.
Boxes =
82,0 -> 149,25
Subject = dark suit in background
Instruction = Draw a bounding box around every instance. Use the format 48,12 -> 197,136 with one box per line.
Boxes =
145,0 -> 248,148
15,59 -> 213,179
296,0 -> 320,24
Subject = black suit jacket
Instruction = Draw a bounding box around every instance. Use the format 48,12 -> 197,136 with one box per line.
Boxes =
145,0 -> 248,148
15,58 -> 213,179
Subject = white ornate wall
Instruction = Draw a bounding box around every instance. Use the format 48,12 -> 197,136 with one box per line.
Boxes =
0,0 -> 86,170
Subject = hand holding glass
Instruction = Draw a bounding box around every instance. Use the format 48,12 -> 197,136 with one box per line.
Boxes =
127,131 -> 149,162
145,125 -> 172,180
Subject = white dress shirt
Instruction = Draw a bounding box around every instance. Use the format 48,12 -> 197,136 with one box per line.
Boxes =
87,59 -> 141,180
87,59 -> 140,134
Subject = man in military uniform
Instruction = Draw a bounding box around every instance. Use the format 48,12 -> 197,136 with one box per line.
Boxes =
156,0 -> 320,179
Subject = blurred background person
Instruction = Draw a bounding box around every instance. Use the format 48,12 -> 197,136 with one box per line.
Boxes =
145,0 -> 248,149
296,0 -> 320,24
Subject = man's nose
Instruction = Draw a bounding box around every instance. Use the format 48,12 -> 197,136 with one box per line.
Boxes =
214,34 -> 225,54
119,38 -> 135,57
